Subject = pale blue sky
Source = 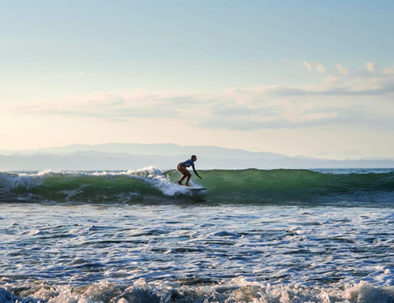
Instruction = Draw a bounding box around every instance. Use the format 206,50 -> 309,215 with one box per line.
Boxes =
1,1 -> 393,158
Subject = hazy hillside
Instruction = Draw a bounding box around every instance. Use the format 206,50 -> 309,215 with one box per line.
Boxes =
0,143 -> 393,170
0,143 -> 286,159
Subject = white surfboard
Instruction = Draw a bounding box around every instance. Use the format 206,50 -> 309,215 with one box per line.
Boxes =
175,183 -> 207,190
188,187 -> 207,191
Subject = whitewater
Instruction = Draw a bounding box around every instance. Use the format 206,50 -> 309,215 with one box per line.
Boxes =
0,168 -> 393,302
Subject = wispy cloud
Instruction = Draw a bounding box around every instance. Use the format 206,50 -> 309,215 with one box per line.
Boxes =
6,63 -> 394,131
365,62 -> 376,72
336,63 -> 348,75
383,65 -> 394,75
302,60 -> 326,73
10,92 -> 204,121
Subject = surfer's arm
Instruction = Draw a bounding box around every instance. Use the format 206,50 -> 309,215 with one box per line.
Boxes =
192,164 -> 202,179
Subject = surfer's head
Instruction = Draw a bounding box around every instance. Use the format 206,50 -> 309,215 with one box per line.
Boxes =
191,155 -> 197,161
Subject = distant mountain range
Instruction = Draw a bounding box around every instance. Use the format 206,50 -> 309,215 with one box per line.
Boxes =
0,143 -> 393,170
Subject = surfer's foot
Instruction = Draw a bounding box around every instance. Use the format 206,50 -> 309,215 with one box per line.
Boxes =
185,183 -> 190,187
178,181 -> 182,185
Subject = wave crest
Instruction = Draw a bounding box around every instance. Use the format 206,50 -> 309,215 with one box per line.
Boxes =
0,168 -> 393,205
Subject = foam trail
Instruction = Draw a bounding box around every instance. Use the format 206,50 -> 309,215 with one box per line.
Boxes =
124,166 -> 191,196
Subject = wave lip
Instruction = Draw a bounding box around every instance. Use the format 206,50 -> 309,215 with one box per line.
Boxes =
0,168 -> 393,205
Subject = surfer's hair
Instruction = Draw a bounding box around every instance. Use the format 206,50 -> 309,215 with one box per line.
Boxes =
191,155 -> 197,159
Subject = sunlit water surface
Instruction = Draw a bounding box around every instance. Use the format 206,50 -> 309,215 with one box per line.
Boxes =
0,203 -> 393,302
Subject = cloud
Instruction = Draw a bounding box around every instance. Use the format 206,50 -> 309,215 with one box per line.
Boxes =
198,103 -> 394,131
383,65 -> 394,75
315,63 -> 326,73
336,64 -> 349,75
10,92 -> 206,121
198,64 -> 394,130
365,62 -> 376,72
264,67 -> 394,97
302,61 -> 326,73
6,63 -> 394,131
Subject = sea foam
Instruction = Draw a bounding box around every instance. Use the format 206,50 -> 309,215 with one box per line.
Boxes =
1,279 -> 393,303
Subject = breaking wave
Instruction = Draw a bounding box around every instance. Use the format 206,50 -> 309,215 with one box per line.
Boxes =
0,167 -> 393,205
0,278 -> 393,303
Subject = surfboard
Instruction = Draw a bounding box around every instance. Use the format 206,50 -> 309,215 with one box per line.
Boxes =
188,187 -> 207,191
175,183 -> 207,190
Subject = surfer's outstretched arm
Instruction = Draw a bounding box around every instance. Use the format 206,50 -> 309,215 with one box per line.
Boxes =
192,163 -> 202,179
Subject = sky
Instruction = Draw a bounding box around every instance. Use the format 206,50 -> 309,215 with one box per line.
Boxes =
1,0 -> 393,159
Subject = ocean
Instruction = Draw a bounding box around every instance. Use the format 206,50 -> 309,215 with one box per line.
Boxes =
0,168 -> 393,302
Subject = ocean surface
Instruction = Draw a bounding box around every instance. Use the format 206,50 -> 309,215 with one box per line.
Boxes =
0,168 -> 393,303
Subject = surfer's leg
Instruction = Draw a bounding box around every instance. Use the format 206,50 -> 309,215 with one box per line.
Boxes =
178,165 -> 188,185
185,171 -> 191,186
179,173 -> 187,184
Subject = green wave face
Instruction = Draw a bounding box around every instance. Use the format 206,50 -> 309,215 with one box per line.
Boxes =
1,169 -> 393,204
166,169 -> 394,204
8,175 -> 162,203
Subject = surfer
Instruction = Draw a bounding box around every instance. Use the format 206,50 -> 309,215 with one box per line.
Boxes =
177,155 -> 202,186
